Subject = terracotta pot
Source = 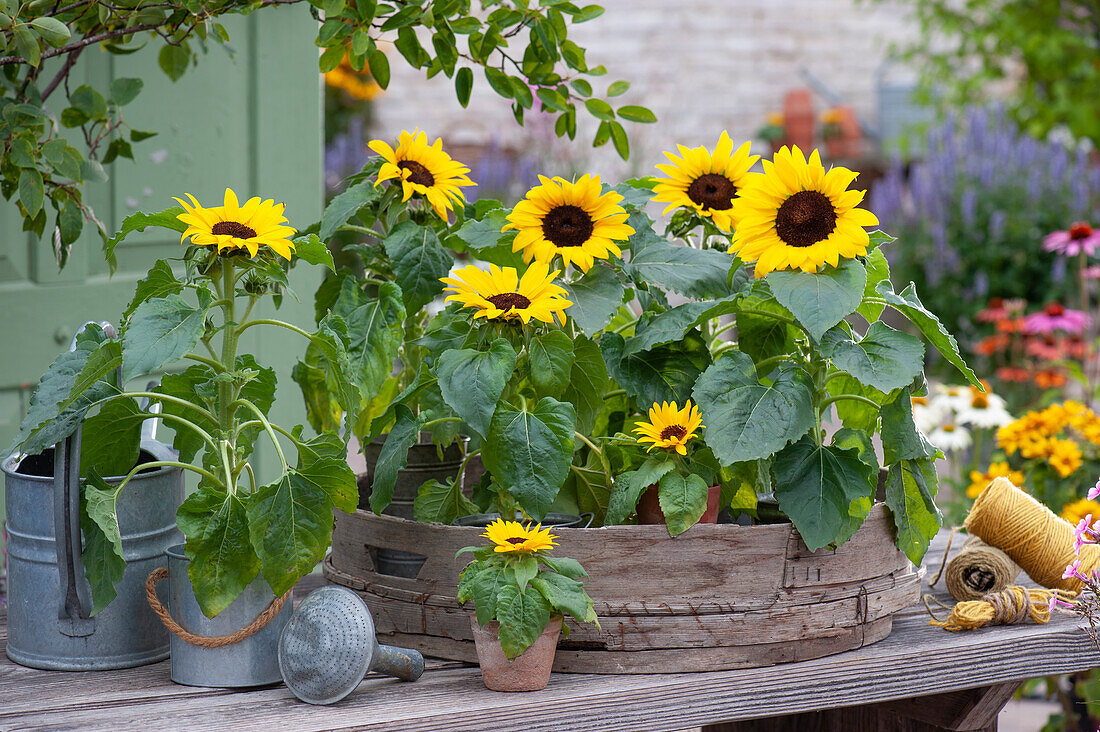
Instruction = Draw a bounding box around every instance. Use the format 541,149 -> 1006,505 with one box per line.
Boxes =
470,615 -> 562,692
824,137 -> 846,160
637,483 -> 721,526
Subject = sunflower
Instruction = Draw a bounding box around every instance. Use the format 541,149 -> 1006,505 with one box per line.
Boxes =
504,174 -> 634,273
482,519 -> 558,554
367,129 -> 475,220
729,145 -> 880,277
440,260 -> 572,325
174,188 -> 296,260
652,131 -> 759,231
633,400 -> 703,456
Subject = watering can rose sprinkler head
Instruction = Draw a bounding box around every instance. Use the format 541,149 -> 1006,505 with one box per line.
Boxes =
278,586 -> 425,705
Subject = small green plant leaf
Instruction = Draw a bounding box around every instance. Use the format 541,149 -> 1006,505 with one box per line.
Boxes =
383,220 -> 454,313
528,330 -> 574,398
80,471 -> 126,614
177,487 -> 261,618
657,471 -> 710,536
820,321 -> 925,393
560,264 -> 626,336
368,405 -> 425,514
121,289 -> 212,382
884,457 -> 942,565
433,338 -> 517,439
766,258 -> 866,342
495,584 -> 552,659
413,478 -> 479,524
605,457 -> 674,525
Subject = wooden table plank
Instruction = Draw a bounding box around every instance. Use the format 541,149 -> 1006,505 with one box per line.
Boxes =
2,538 -> 1099,731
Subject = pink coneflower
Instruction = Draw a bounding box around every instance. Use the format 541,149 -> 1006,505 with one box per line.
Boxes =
1084,265 -> 1100,280
1022,303 -> 1091,335
1043,222 -> 1100,257
975,297 -> 1027,323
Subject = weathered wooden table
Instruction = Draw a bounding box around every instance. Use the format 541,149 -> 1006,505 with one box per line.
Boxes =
2,541 -> 1097,732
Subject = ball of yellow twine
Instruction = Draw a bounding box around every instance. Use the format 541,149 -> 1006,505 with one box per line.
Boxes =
965,476 -> 1100,591
944,535 -> 1021,602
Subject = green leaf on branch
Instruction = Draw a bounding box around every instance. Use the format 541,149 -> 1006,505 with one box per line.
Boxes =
885,457 -> 942,565
605,457 -> 674,525
294,429 -> 358,513
560,264 -> 626,336
880,388 -> 939,465
876,280 -> 981,387
658,471 -> 710,536
820,321 -> 925,393
80,471 -> 126,615
483,397 -> 575,520
108,77 -> 143,106
495,584 -> 552,659
383,220 -> 454,312
563,334 -> 608,434
80,397 -> 143,477
766,258 -> 866,342
773,436 -> 875,551
601,330 -> 711,408
528,330 -> 574,398
19,167 -> 43,216
121,289 -> 212,382
13,25 -> 40,67
414,478 -> 478,524
369,405 -> 425,514
692,351 -> 815,464
177,487 -> 261,618
434,338 -> 517,439
158,44 -> 190,81
617,105 -> 656,123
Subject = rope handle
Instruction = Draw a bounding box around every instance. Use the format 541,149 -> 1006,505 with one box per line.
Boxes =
145,567 -> 291,648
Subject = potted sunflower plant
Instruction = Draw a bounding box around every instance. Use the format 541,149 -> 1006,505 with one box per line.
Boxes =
457,518 -> 597,692
9,188 -> 359,687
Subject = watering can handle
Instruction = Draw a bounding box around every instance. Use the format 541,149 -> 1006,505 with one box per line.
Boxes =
374,645 -> 425,682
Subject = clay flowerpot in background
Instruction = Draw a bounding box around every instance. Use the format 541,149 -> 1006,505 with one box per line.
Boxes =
470,615 -> 563,692
636,483 -> 721,526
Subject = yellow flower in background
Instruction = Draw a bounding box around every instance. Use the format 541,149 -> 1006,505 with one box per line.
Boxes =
504,174 -> 634,273
967,462 -> 1025,499
1062,498 -> 1100,526
633,400 -> 704,456
368,129 -> 475,220
483,519 -> 558,554
1049,439 -> 1083,478
729,145 -> 879,277
652,132 -> 759,231
440,261 -> 572,325
324,54 -> 383,100
766,112 -> 785,126
175,188 -> 296,260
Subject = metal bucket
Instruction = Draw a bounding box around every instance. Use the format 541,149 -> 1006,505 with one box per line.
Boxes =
164,544 -> 292,687
3,436 -> 183,670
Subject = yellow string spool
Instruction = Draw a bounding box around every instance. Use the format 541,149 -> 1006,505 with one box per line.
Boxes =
944,535 -> 1021,602
928,586 -> 1070,631
965,476 -> 1100,591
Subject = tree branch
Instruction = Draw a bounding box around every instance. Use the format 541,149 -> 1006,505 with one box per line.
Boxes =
41,45 -> 83,101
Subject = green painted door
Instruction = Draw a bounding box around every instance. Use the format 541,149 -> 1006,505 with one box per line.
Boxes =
0,6 -> 323,535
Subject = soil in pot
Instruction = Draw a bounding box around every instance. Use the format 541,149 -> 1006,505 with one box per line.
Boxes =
637,483 -> 721,525
470,615 -> 562,692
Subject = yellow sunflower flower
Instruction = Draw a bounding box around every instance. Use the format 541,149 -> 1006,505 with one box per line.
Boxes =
440,261 -> 572,325
482,519 -> 558,554
504,174 -> 634,273
967,462 -> 1025,499
729,145 -> 880,277
633,400 -> 704,456
1062,498 -> 1100,526
652,131 -> 759,231
367,129 -> 475,220
174,188 -> 296,260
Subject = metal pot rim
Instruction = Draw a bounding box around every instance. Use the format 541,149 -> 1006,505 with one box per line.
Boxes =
2,438 -> 180,483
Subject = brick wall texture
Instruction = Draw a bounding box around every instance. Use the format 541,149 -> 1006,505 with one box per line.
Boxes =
368,0 -> 916,180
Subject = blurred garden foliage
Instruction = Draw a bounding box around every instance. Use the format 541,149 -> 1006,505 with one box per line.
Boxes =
870,108 -> 1100,351
0,0 -> 653,270
884,0 -> 1100,147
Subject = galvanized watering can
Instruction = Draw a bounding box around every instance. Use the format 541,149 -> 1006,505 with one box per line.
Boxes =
3,323 -> 183,670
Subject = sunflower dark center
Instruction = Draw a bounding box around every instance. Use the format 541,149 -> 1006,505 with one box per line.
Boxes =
659,424 -> 687,441
687,173 -> 736,211
505,536 -> 526,545
487,292 -> 531,311
399,160 -> 435,187
542,204 -> 594,247
211,221 -> 257,239
775,190 -> 838,247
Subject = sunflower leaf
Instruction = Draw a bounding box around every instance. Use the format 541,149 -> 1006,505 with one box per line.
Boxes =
765,258 -> 866,342
79,471 -> 126,615
105,207 -> 188,270
331,277 -> 405,401
121,288 -> 212,382
531,573 -> 596,624
383,221 -> 453,313
884,456 -> 942,565
560,264 -> 627,336
368,405 -> 425,514
736,294 -> 797,365
495,584 -> 552,659
605,457 -> 674,525
622,295 -> 741,357
124,260 -> 182,320
875,280 -> 981,387
433,338 -> 517,439
820,321 -> 925,393
658,471 -> 710,536
528,330 -> 574,398
483,397 -> 575,521
692,351 -> 815,464
562,334 -> 609,434
413,478 -> 479,524
622,212 -> 732,299
880,387 -> 939,465
773,436 -> 875,552
319,179 -> 379,240
601,330 -> 711,408
858,247 -> 890,322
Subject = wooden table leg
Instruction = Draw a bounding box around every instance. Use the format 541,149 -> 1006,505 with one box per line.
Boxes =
702,682 -> 1022,732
